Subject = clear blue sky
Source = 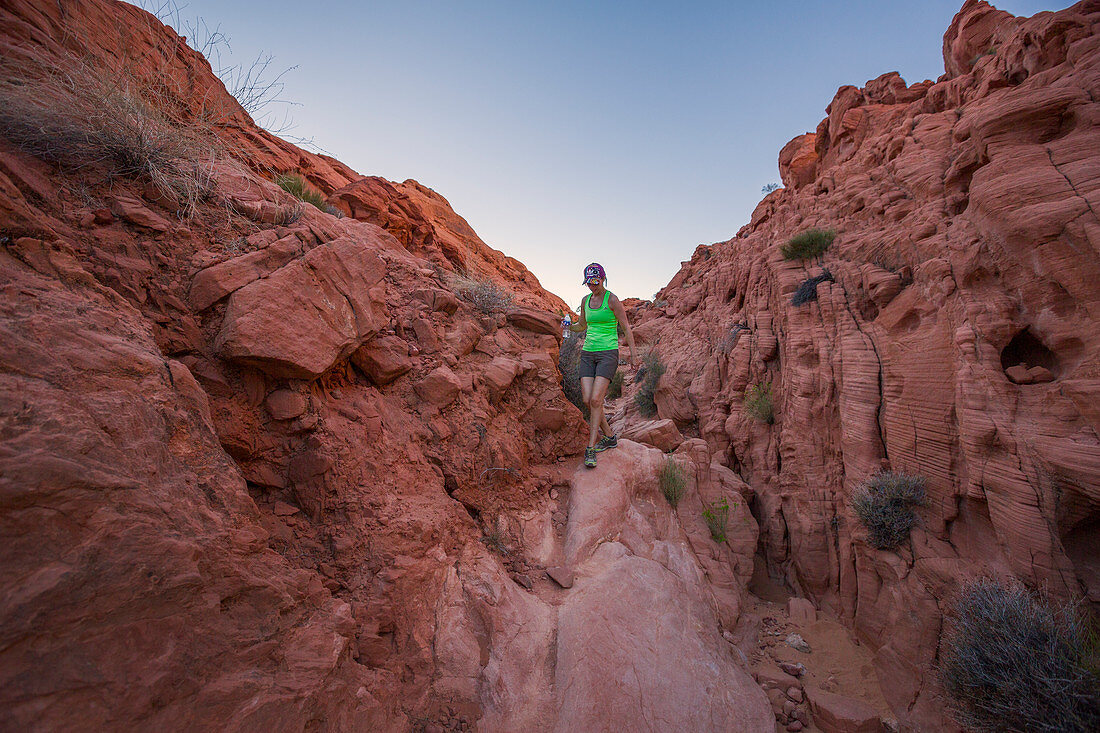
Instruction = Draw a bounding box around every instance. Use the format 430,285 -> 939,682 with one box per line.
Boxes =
145,1 -> 1066,305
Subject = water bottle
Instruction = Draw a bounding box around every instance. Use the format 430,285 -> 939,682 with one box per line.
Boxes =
562,316 -> 571,339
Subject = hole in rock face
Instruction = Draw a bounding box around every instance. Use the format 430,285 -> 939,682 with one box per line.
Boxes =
1000,327 -> 1058,376
1064,515 -> 1100,611
1052,469 -> 1100,611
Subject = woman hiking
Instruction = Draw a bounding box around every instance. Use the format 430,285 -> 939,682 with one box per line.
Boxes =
566,263 -> 637,468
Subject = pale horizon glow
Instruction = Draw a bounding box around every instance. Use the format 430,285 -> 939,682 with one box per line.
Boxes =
143,1 -> 1066,307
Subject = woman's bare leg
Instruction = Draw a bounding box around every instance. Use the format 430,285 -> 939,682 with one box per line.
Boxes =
587,376 -> 611,448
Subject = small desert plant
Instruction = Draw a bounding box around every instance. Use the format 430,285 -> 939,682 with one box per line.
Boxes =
659,458 -> 687,508
940,578 -> 1100,733
275,202 -> 303,226
743,382 -> 774,423
781,228 -> 835,261
480,530 -> 510,557
791,269 -> 834,306
850,471 -> 926,550
717,324 -> 748,354
762,183 -> 781,194
633,350 -> 666,417
607,371 -> 624,400
276,173 -> 327,210
703,497 -> 731,542
452,274 -> 514,315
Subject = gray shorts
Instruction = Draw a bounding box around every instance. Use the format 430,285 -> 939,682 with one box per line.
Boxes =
579,348 -> 619,381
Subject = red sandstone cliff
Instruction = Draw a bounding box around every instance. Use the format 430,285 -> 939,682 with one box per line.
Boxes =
0,0 -> 591,729
0,1 -> 779,730
621,0 -> 1100,728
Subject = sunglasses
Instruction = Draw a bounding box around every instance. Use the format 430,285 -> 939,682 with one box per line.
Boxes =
585,278 -> 601,286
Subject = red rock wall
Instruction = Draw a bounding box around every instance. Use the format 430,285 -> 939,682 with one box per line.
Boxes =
627,1 -> 1100,728
0,0 -> 585,728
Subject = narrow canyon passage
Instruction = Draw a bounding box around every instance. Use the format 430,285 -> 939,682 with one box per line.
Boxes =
1,1 -> 1097,731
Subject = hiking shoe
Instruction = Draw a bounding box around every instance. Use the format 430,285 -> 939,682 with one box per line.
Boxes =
594,434 -> 618,452
584,446 -> 597,468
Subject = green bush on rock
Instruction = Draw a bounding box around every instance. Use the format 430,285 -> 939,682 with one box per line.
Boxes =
659,457 -> 686,508
743,382 -> 774,424
276,173 -> 326,210
781,228 -> 835,261
703,497 -> 730,542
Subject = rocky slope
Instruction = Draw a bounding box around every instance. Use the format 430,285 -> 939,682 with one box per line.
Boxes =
0,1 -> 773,731
620,0 -> 1100,729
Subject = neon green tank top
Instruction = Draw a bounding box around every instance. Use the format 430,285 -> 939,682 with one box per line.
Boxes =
582,291 -> 619,352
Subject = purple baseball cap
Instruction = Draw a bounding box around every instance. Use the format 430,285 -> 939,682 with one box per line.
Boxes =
582,263 -> 606,284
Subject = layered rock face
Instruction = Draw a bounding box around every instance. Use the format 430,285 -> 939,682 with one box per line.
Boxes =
0,1 -> 598,729
625,0 -> 1100,728
0,1 -> 779,730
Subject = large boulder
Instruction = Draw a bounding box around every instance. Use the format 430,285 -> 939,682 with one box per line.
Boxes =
350,335 -> 413,385
505,306 -> 560,337
779,132 -> 819,189
189,234 -> 303,310
621,418 -> 683,453
481,356 -> 520,400
214,238 -> 386,379
414,365 -> 462,407
806,687 -> 883,733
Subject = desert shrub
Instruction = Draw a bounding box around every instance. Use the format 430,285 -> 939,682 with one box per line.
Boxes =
633,350 -> 666,417
791,269 -> 834,306
0,58 -> 215,217
659,458 -> 686,508
558,334 -> 587,417
743,382 -> 774,423
139,1 -> 305,137
717,324 -> 748,354
276,173 -> 326,210
480,530 -> 510,557
607,371 -> 624,400
850,471 -> 926,550
275,202 -> 303,226
703,497 -> 730,542
940,578 -> 1100,733
452,274 -> 514,315
762,183 -> 781,194
781,228 -> 835,261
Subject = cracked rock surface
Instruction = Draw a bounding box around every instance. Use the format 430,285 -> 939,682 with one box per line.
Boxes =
618,1 -> 1100,728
